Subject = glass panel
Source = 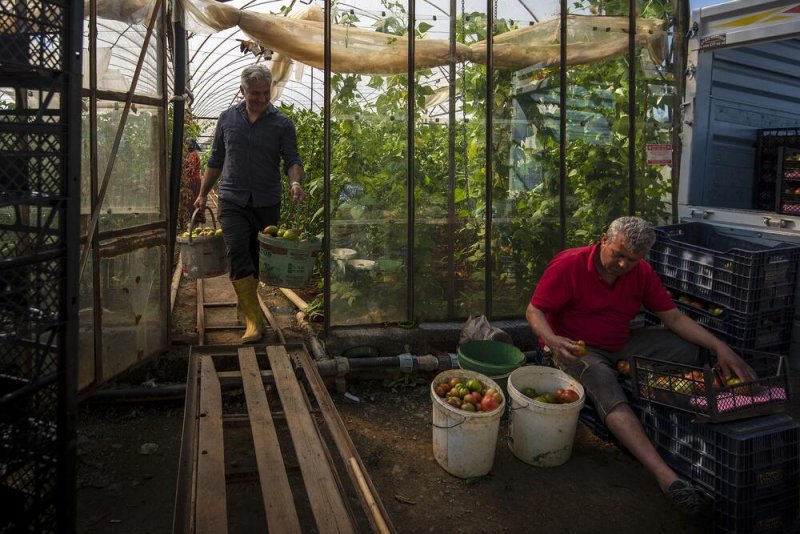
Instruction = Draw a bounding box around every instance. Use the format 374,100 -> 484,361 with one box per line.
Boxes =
83,0 -> 163,97
636,0 -> 674,225
490,4 -> 546,318
328,1 -> 409,327
81,102 -> 164,233
412,0 -> 488,321
78,251 -> 95,390
448,0 -> 487,319
99,245 -> 167,381
412,0 -> 454,321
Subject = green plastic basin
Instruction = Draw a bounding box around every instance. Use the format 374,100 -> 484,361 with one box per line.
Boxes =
457,340 -> 526,375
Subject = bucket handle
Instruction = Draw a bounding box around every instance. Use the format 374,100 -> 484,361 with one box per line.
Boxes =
510,400 -> 531,411
187,206 -> 219,244
430,414 -> 467,429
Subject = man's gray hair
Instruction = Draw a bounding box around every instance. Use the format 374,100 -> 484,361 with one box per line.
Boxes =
607,216 -> 656,254
241,64 -> 272,90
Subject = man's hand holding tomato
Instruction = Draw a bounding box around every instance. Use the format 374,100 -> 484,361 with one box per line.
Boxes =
544,335 -> 588,363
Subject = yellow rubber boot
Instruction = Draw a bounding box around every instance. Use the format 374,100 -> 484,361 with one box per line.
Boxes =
232,276 -> 263,344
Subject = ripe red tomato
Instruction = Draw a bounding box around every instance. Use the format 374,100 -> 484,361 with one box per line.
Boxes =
434,384 -> 449,398
480,395 -> 500,412
555,388 -> 580,404
682,370 -> 705,395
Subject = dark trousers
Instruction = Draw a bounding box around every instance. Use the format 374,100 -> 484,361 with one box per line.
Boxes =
218,198 -> 280,281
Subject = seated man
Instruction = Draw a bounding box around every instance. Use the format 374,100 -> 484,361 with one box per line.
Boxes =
525,216 -> 756,519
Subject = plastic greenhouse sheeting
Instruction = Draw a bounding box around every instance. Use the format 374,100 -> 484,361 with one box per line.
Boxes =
179,0 -> 666,75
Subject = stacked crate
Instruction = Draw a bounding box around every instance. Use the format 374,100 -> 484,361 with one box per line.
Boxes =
640,404 -> 799,533
580,394 -> 800,533
646,222 -> 800,354
0,1 -> 82,531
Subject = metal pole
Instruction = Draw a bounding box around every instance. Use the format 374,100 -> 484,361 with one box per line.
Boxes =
447,0 -> 456,319
407,0 -> 416,323
671,0 -> 689,223
323,0 -> 332,334
559,0 -> 567,250
170,6 -> 188,276
628,0 -> 637,215
61,1 -> 84,530
485,0 -> 494,317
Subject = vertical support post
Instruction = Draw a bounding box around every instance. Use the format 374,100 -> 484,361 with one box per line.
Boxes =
628,0 -> 637,215
484,0 -> 494,317
671,0 -> 689,223
407,0 -> 416,323
61,1 -> 84,530
447,0 -> 457,319
170,3 -> 188,321
323,0 -> 332,334
558,0 -> 567,250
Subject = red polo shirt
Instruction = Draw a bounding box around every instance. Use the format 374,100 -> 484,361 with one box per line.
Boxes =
530,243 -> 675,352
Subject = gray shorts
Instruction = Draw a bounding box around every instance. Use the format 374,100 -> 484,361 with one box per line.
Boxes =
553,327 -> 701,423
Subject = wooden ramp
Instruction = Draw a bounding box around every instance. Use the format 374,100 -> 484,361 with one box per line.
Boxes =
173,343 -> 394,534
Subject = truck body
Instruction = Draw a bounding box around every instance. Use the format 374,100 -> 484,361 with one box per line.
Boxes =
678,0 -> 800,365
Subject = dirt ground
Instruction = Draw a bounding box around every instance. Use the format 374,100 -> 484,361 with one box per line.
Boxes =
75,274 -> 800,533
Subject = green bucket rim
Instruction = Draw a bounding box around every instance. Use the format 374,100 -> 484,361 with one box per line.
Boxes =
457,340 -> 525,375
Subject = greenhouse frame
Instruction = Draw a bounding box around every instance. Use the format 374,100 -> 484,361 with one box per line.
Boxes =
0,0 -> 689,530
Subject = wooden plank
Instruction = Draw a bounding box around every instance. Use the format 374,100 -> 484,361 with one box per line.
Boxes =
257,292 -> 285,345
292,346 -> 396,533
238,347 -> 302,534
196,279 -> 205,346
216,369 -> 274,387
348,458 -> 390,534
266,346 -> 356,534
169,259 -> 182,315
204,324 -> 245,331
172,350 -> 201,534
203,301 -> 237,308
196,355 -> 228,534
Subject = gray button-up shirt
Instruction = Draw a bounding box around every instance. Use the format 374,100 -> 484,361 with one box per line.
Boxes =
207,101 -> 303,208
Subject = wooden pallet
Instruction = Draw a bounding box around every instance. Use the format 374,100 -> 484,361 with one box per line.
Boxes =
173,343 -> 394,533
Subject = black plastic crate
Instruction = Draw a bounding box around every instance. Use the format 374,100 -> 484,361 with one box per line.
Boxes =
714,491 -> 799,534
0,0 -> 66,73
640,408 -> 800,533
644,407 -> 798,490
661,277 -> 795,316
649,222 -> 800,314
632,351 -> 790,422
644,302 -> 793,354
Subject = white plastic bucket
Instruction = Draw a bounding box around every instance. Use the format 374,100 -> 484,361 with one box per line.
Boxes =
507,365 -> 585,467
431,369 -> 504,478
